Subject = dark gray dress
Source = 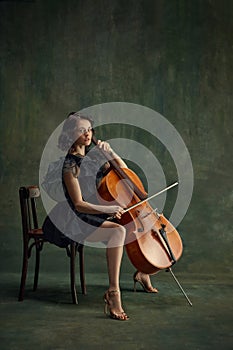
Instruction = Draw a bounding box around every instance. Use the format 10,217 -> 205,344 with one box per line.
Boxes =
42,151 -> 110,247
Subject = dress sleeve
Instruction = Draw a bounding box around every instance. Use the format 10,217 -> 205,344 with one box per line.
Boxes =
63,158 -> 80,178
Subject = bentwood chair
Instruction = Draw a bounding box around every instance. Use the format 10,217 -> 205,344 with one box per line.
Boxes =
18,185 -> 86,304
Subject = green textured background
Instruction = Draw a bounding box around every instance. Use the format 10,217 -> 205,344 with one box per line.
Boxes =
1,0 -> 232,275
0,1 -> 232,348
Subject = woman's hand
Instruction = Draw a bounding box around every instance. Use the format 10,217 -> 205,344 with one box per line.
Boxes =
96,139 -> 128,169
107,205 -> 125,220
96,140 -> 113,155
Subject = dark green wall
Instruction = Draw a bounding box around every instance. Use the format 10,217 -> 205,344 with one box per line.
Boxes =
0,0 -> 232,277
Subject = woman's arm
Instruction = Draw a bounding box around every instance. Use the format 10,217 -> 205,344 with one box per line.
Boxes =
109,148 -> 128,168
63,171 -> 124,217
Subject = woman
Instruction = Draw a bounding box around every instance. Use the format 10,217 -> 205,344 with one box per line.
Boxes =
44,112 -> 158,321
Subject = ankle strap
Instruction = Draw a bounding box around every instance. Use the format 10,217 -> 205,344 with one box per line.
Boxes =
108,290 -> 120,295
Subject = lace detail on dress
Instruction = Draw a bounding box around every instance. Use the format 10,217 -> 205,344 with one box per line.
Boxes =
63,157 -> 79,177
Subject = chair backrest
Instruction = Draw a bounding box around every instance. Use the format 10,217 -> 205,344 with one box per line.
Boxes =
19,186 -> 41,236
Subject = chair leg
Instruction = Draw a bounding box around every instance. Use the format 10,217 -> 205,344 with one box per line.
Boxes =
78,244 -> 87,295
18,244 -> 29,301
33,247 -> 40,291
70,242 -> 78,304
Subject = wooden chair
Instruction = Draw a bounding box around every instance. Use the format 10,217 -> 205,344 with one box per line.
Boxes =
18,185 -> 86,304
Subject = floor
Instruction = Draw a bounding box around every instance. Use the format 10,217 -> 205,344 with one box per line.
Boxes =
0,249 -> 232,350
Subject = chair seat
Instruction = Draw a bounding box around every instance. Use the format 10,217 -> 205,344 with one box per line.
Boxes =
28,228 -> 44,236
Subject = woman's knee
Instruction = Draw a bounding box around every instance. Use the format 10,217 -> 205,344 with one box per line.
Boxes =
109,225 -> 126,247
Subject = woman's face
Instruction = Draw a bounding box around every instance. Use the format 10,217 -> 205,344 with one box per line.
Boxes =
74,118 -> 93,147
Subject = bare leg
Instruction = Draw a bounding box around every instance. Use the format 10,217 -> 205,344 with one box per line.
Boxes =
86,221 -> 128,319
106,245 -> 123,291
86,221 -> 126,290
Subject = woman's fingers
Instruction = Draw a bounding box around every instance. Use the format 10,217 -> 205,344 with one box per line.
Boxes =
97,140 -> 111,153
114,207 -> 125,219
107,205 -> 124,219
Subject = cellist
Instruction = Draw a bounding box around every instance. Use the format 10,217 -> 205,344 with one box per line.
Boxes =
43,112 -> 158,321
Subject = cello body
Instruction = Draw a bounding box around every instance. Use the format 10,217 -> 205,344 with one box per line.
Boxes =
98,168 -> 183,275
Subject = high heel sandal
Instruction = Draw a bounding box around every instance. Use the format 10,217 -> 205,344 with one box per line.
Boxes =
104,290 -> 129,321
133,271 -> 159,293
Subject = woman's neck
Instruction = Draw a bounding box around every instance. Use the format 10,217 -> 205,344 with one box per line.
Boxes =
70,144 -> 85,156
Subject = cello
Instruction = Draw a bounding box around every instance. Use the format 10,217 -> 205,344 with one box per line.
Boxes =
92,136 -> 192,306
